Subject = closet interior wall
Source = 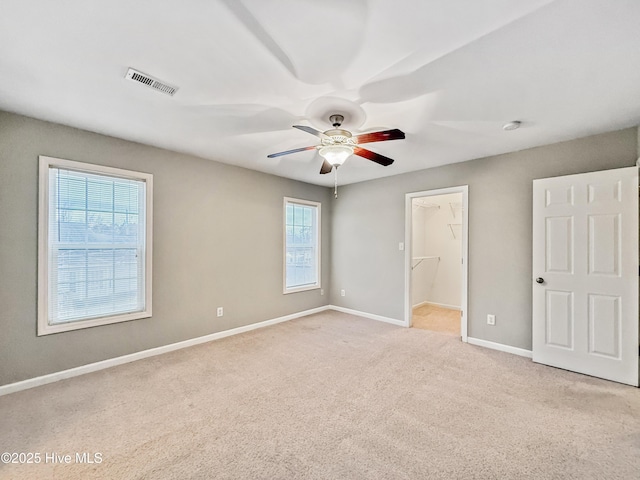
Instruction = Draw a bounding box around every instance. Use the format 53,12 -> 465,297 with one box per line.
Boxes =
411,193 -> 462,310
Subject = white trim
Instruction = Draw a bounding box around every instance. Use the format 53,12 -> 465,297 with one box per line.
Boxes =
404,186 -> 469,341
329,305 -> 405,327
39,156 -> 155,182
0,305 -> 331,397
37,157 -> 49,336
467,337 -> 533,358
283,197 -> 321,295
413,301 -> 461,311
37,156 -> 153,336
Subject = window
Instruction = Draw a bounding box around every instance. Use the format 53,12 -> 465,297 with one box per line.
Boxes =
38,156 -> 152,335
284,197 -> 321,293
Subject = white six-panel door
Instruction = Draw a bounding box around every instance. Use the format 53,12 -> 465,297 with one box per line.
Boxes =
532,166 -> 638,386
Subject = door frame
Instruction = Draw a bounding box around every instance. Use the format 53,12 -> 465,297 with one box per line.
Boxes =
404,185 -> 469,341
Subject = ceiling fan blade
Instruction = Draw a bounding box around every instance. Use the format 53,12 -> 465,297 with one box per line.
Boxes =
293,125 -> 329,139
319,159 -> 333,174
354,128 -> 405,144
353,147 -> 394,167
267,146 -> 316,158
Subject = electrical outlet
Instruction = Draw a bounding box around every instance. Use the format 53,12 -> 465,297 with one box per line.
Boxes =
340,289 -> 346,297
487,314 -> 495,326
217,307 -> 223,317
320,289 -> 324,295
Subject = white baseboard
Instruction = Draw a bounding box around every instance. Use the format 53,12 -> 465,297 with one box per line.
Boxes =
1,306 -> 536,397
0,305 -> 331,397
467,336 -> 533,358
329,305 -> 405,327
413,301 -> 461,311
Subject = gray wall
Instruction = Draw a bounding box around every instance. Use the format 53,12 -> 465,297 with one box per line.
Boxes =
1,109 -> 636,386
0,111 -> 331,385
329,128 -> 637,350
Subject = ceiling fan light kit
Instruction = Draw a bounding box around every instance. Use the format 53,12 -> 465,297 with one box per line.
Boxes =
318,144 -> 353,166
318,116 -> 356,166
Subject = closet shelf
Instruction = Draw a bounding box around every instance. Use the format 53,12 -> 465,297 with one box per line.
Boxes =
448,223 -> 462,239
414,201 -> 440,209
411,256 -> 440,270
449,202 -> 464,218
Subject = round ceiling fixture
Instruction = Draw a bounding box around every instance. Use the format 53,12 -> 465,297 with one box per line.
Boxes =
503,121 -> 522,131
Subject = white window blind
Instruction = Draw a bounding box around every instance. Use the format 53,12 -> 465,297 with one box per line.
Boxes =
284,198 -> 320,293
38,157 -> 152,335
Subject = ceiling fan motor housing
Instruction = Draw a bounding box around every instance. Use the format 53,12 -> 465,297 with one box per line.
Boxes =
321,130 -> 356,154
323,128 -> 352,139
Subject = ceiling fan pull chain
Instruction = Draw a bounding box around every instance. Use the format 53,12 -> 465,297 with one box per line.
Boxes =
334,167 -> 339,199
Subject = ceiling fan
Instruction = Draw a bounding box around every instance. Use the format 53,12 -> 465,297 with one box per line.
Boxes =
267,114 -> 405,175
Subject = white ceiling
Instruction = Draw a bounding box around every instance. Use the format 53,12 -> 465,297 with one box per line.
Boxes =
1,0 -> 639,186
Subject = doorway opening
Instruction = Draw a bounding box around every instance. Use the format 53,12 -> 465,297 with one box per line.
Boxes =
404,186 -> 468,341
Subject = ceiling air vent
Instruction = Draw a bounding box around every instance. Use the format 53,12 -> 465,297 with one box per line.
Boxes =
125,68 -> 178,96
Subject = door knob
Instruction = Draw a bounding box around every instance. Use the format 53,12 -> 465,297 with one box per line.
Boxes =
535,277 -> 544,284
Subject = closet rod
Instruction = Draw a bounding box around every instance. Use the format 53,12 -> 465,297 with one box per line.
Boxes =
411,256 -> 440,270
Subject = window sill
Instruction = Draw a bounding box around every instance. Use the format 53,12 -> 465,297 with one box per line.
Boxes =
283,284 -> 321,295
37,309 -> 152,336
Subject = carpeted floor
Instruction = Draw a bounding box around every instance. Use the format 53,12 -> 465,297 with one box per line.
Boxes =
412,304 -> 461,335
1,310 -> 639,479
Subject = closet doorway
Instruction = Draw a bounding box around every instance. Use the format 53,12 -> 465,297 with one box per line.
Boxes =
404,186 -> 468,341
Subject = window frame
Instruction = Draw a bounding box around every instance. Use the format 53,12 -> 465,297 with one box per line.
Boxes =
37,156 -> 153,335
283,197 -> 321,294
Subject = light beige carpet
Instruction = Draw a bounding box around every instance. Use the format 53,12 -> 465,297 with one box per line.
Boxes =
412,304 -> 461,335
1,311 -> 639,479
